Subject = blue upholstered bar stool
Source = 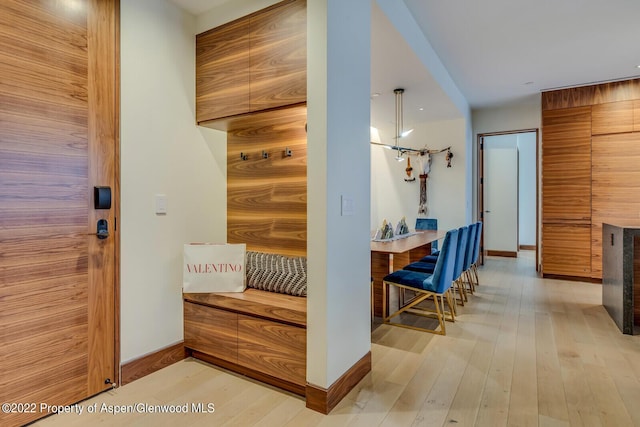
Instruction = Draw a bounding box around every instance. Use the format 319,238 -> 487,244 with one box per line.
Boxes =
415,217 -> 439,254
405,225 -> 469,306
381,228 -> 458,335
469,221 -> 483,288
462,222 -> 478,294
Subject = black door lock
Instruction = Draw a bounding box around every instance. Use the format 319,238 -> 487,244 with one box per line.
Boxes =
96,219 -> 109,239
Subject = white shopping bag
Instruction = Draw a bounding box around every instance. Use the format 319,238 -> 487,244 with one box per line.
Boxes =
183,243 -> 246,293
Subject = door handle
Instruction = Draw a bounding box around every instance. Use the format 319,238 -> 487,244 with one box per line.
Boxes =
88,219 -> 109,239
485,210 -> 491,213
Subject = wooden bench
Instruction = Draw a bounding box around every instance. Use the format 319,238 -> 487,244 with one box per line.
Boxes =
183,289 -> 307,395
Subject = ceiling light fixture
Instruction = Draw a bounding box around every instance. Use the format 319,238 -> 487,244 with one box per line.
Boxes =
370,89 -> 451,167
394,88 -> 413,161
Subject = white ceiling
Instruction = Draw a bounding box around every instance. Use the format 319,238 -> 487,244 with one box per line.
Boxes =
171,0 -> 230,15
170,0 -> 640,138
404,0 -> 640,108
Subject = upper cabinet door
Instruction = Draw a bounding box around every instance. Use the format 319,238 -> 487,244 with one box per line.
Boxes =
196,0 -> 306,124
592,100 -> 634,135
196,18 -> 251,123
542,106 -> 592,223
249,0 -> 307,112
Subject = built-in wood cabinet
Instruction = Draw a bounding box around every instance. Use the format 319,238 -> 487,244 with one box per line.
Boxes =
248,0 -> 306,112
541,106 -> 593,277
196,0 -> 306,124
592,99 -> 640,135
591,100 -> 634,135
237,314 -> 306,385
184,301 -> 237,363
591,132 -> 640,277
542,107 -> 592,223
541,78 -> 640,280
542,224 -> 592,277
183,293 -> 307,393
196,18 -> 251,122
634,100 -> 640,132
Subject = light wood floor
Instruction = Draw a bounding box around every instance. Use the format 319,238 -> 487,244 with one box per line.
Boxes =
35,253 -> 640,427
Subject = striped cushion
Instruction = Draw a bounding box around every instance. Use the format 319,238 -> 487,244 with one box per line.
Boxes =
246,251 -> 307,297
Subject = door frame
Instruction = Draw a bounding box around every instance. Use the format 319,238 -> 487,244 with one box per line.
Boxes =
88,0 -> 121,392
477,129 -> 539,270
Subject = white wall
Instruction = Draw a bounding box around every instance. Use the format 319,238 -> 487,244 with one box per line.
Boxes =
196,0 -> 280,33
120,0 -> 227,363
471,95 -> 541,222
375,0 -> 473,225
518,132 -> 537,246
480,132 -> 537,250
307,0 -> 372,388
371,118 -> 468,233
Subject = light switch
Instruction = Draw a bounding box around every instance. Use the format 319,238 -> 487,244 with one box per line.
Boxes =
341,195 -> 355,216
155,194 -> 167,215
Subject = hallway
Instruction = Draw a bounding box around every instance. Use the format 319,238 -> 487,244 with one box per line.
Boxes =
36,254 -> 640,426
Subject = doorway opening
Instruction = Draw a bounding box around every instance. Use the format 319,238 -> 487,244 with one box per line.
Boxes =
477,129 -> 539,271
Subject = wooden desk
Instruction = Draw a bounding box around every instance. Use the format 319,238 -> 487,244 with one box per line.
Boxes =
371,230 -> 446,317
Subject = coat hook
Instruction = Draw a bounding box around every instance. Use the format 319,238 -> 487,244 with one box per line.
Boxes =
262,150 -> 269,159
240,152 -> 248,161
284,147 -> 292,157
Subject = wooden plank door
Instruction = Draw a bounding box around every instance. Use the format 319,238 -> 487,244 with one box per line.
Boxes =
0,1 -> 119,426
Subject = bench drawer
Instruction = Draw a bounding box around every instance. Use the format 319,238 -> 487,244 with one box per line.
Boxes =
184,302 -> 237,363
237,314 -> 306,386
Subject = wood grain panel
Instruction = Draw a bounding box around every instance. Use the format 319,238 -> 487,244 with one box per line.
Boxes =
634,236 -> 640,326
371,252 -> 391,318
191,349 -> 305,395
305,351 -> 372,414
87,0 -> 119,393
591,101 -> 634,135
542,224 -> 591,277
0,3 -> 87,426
121,342 -> 187,386
249,0 -> 306,112
227,181 -> 306,215
237,314 -> 306,386
591,133 -> 640,279
184,288 -> 306,327
542,107 -> 592,222
634,100 -> 640,132
227,105 -> 307,257
196,16 -> 250,122
0,1 -> 119,425
196,0 -> 306,123
542,78 -> 640,110
184,302 -> 238,363
542,85 -> 596,111
227,217 -> 307,257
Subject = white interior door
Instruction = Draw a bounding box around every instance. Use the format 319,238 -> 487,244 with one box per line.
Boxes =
484,144 -> 518,254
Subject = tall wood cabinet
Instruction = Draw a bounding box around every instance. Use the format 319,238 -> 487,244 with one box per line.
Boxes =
541,79 -> 640,280
196,0 -> 306,125
541,107 -> 592,277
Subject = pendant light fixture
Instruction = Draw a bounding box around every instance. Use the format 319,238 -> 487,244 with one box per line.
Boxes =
394,88 -> 412,161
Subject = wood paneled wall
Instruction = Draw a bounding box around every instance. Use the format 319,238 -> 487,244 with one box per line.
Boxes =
542,78 -> 640,110
592,132 -> 640,277
226,105 -> 307,257
542,78 -> 640,280
541,107 -> 592,223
